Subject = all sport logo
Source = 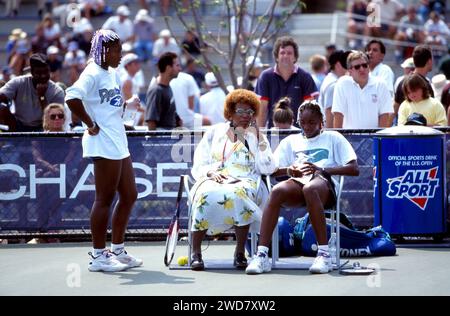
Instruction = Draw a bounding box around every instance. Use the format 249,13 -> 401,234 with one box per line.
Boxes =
386,167 -> 439,210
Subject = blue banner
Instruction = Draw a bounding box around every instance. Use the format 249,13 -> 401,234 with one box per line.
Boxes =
0,131 -> 449,232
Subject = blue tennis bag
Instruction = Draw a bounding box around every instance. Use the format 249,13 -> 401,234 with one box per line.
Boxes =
294,213 -> 396,257
245,217 -> 300,257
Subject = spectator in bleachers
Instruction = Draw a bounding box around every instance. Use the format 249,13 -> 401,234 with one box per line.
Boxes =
255,36 -> 317,128
71,22 -> 94,56
332,51 -> 392,128
325,43 -> 337,60
133,9 -> 156,63
9,39 -> 30,76
4,0 -> 20,17
394,5 -> 425,62
31,24 -> 49,55
394,45 -> 435,123
244,56 -> 265,92
46,45 -> 63,83
102,5 -> 134,44
6,28 -> 27,62
37,0 -> 54,18
78,0 -> 105,19
365,39 -> 395,96
121,53 -> 145,126
309,54 -> 328,91
0,66 -> 13,83
145,52 -> 182,130
418,0 -> 446,23
270,97 -> 299,130
199,72 -> 226,125
170,70 -> 210,129
42,13 -> 62,48
230,6 -> 252,49
318,50 -> 350,128
424,11 -> 450,58
181,30 -> 201,58
64,41 -> 86,85
0,53 -> 64,132
398,73 -> 447,126
431,73 -> 448,101
346,0 -> 369,49
152,29 -> 181,60
368,0 -> 404,39
394,57 -> 415,91
184,58 -> 205,91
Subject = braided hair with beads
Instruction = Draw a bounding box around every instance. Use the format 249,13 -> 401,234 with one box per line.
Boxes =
89,29 -> 120,66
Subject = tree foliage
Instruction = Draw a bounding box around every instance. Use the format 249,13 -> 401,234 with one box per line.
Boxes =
163,0 -> 305,92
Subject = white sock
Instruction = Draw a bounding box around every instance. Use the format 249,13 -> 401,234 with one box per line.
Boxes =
111,243 -> 125,254
257,245 -> 269,256
93,248 -> 106,257
317,245 -> 329,255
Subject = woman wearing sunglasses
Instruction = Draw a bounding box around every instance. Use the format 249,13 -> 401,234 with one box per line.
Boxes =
43,103 -> 66,132
189,89 -> 277,271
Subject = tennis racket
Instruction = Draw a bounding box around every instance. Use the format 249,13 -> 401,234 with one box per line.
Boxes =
164,175 -> 184,266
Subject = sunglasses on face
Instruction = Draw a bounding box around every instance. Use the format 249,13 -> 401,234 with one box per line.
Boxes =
235,108 -> 255,116
351,63 -> 369,70
50,113 -> 64,120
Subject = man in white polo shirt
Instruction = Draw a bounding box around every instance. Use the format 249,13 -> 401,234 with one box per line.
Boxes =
332,51 -> 393,128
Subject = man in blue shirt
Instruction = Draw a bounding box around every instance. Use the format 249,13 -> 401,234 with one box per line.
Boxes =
255,36 -> 318,128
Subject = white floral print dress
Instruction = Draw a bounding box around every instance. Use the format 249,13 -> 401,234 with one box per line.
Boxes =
190,123 -> 277,235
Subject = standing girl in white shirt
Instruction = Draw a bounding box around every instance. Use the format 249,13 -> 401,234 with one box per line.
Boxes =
66,30 -> 142,272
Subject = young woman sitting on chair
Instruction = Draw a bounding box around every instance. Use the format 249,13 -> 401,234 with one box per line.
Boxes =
246,100 -> 359,275
190,89 -> 277,271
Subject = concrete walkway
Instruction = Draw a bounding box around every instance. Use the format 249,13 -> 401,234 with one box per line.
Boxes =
1,241 -> 450,296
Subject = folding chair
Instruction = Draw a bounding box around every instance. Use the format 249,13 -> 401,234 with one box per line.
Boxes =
268,176 -> 347,270
172,174 -> 266,270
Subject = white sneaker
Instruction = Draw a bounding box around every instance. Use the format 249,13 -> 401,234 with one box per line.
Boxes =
309,253 -> 332,274
113,249 -> 143,268
245,252 -> 271,275
88,250 -> 128,272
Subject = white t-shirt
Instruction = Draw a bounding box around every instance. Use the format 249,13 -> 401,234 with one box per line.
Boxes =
332,75 -> 393,128
102,16 -> 134,42
371,63 -> 395,96
274,130 -> 357,187
199,87 -> 226,125
169,72 -> 201,129
65,62 -> 129,159
318,71 -> 338,112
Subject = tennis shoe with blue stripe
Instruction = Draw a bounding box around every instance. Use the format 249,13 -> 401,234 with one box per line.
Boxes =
113,249 -> 143,268
309,252 -> 332,274
88,250 -> 128,272
245,252 -> 271,274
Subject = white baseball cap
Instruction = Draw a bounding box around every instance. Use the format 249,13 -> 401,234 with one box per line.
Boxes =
122,53 -> 139,66
205,72 -> 218,86
246,56 -> 263,68
46,45 -> 59,55
159,29 -> 171,38
116,5 -> 130,16
400,57 -> 414,69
